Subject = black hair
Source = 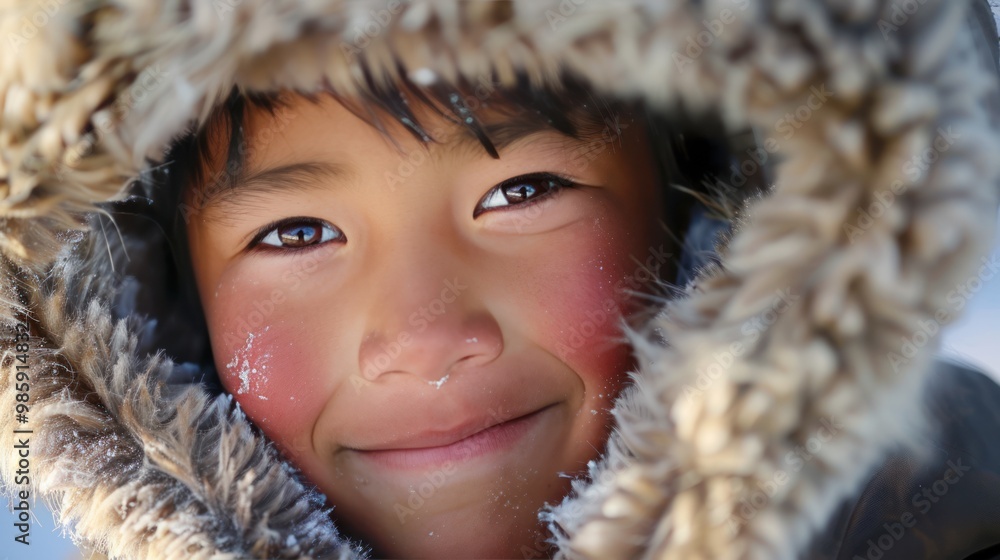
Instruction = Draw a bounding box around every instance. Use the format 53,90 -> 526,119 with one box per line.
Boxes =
177,69 -> 635,221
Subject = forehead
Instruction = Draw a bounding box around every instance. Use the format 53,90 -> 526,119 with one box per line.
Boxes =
187,90 -> 625,212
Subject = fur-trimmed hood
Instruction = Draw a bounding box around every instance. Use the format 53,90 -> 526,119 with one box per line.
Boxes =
2,1 -> 1000,559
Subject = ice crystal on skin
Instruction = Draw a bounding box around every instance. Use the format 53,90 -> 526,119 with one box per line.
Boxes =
225,327 -> 271,395
429,373 -> 450,389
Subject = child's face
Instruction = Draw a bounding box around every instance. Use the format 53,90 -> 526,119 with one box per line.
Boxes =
186,94 -> 666,558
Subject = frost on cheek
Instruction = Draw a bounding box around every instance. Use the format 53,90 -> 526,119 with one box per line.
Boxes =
225,327 -> 272,398
428,373 -> 449,389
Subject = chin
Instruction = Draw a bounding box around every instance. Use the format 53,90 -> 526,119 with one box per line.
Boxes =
318,399 -> 606,559
363,502 -> 556,560
332,456 -> 573,560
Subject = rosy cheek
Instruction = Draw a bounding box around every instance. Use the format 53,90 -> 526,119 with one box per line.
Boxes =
555,269 -> 636,392
535,213 -> 646,388
210,293 -> 331,460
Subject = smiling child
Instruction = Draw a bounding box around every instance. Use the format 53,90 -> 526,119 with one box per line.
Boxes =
4,2 -> 1000,560
178,78 -> 672,558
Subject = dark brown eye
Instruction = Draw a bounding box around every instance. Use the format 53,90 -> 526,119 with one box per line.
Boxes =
474,173 -> 574,217
279,223 -> 319,246
255,218 -> 343,249
502,183 -> 538,203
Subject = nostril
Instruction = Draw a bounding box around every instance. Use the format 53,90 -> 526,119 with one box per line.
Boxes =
451,347 -> 497,371
455,354 -> 479,367
359,312 -> 503,383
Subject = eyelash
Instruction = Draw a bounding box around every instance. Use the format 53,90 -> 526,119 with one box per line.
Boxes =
245,172 -> 578,252
246,217 -> 345,253
473,172 -> 577,218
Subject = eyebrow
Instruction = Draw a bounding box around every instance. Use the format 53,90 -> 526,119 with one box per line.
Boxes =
193,161 -> 348,216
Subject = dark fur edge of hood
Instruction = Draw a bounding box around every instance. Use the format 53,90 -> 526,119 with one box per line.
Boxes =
2,1 -> 1000,559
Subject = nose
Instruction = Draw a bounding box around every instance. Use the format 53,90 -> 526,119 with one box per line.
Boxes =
358,280 -> 503,384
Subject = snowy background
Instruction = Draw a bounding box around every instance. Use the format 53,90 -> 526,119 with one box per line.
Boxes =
4,4 -> 1000,559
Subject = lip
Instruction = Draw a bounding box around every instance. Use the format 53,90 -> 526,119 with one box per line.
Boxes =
349,404 -> 556,471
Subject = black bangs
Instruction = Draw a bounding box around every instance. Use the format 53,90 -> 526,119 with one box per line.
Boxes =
181,65 -> 629,209
337,67 -> 602,159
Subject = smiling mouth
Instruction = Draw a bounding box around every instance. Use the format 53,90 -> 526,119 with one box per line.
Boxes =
348,404 -> 556,471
